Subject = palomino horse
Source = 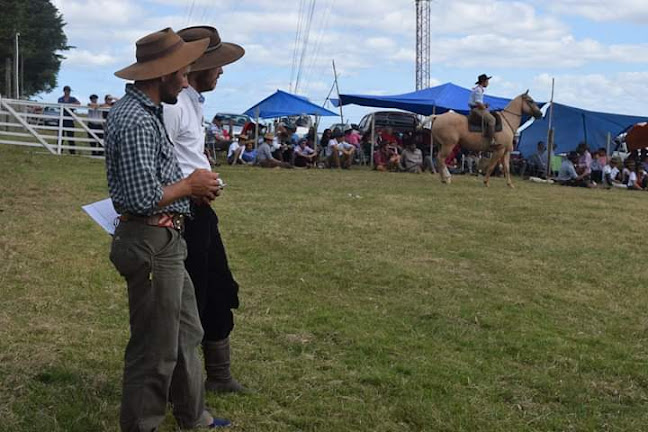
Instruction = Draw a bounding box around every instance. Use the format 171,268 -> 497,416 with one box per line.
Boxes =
422,91 -> 543,187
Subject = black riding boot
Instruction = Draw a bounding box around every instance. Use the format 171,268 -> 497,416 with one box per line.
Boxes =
203,338 -> 245,393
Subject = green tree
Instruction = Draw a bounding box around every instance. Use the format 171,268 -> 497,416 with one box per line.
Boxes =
0,0 -> 71,98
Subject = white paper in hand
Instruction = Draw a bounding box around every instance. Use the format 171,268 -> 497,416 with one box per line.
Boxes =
82,198 -> 120,235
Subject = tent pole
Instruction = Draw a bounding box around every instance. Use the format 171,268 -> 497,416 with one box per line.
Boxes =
332,60 -> 344,124
606,132 -> 611,160
370,114 -> 375,169
545,78 -> 555,178
255,108 -> 259,150
430,105 -> 436,171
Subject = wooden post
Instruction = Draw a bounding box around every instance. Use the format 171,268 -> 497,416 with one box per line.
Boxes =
545,78 -> 555,178
254,107 -> 260,150
606,132 -> 611,159
332,60 -> 344,124
429,105 -> 436,167
4,58 -> 11,98
370,114 -> 375,169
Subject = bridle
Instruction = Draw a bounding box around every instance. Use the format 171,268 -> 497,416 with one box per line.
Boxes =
500,96 -> 535,134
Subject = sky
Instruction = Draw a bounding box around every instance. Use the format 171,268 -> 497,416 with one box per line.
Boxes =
44,0 -> 648,127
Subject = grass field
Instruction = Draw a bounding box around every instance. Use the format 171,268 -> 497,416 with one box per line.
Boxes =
1,144 -> 647,432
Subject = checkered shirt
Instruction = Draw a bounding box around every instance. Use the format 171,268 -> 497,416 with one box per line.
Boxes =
104,84 -> 190,216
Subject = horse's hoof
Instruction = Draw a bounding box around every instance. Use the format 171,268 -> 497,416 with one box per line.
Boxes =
483,181 -> 490,188
507,183 -> 515,189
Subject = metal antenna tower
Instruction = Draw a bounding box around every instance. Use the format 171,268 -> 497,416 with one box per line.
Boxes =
415,0 -> 431,90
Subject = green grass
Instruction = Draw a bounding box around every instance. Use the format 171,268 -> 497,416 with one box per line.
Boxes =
1,144 -> 647,431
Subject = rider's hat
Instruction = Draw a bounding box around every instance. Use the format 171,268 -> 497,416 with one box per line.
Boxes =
476,74 -> 492,84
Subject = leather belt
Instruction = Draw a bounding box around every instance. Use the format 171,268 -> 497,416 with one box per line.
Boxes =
119,213 -> 185,231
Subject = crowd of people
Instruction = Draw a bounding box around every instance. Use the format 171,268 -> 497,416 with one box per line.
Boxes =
206,118 -> 439,174
523,140 -> 648,190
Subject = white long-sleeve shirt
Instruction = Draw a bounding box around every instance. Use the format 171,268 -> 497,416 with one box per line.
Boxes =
163,86 -> 212,178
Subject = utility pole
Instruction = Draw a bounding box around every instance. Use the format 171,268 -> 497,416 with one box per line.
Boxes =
4,58 -> 11,98
15,32 -> 20,99
415,0 -> 431,90
332,60 -> 344,124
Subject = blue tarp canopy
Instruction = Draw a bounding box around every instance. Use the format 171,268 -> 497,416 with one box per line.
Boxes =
518,103 -> 648,157
243,89 -> 338,119
331,82 -> 512,115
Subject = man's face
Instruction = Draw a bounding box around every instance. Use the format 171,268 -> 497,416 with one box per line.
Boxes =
483,79 -> 490,87
160,67 -> 189,104
194,66 -> 223,93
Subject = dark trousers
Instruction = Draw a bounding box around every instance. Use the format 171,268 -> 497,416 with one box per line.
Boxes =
88,123 -> 103,156
63,119 -> 75,154
184,203 -> 239,342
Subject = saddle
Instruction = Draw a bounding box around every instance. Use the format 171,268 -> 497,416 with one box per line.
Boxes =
467,111 -> 503,134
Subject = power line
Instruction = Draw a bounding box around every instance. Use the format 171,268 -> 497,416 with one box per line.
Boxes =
302,0 -> 334,92
294,0 -> 317,94
289,0 -> 307,92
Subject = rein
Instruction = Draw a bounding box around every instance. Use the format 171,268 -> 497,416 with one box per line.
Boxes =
499,97 -> 531,134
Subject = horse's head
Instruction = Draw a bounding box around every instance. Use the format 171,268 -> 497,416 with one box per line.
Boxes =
520,90 -> 543,119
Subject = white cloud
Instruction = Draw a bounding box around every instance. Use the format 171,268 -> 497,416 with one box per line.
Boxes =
540,0 -> 648,22
63,50 -> 118,67
526,72 -> 648,115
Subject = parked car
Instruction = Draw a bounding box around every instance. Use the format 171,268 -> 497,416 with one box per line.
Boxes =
41,106 -> 61,127
357,111 -> 419,137
277,114 -> 313,138
327,122 -> 351,133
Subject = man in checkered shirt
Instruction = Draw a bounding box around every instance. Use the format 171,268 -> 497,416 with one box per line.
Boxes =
105,28 -> 231,430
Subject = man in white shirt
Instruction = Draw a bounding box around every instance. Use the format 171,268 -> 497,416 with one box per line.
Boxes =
603,157 -> 624,188
227,137 -> 245,165
326,129 -> 355,168
469,74 -> 496,144
163,26 -> 247,394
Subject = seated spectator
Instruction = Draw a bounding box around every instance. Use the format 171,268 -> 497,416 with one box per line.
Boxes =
621,158 -> 633,184
526,141 -> 549,177
557,151 -> 593,187
240,140 -> 257,165
373,141 -> 399,172
381,127 -> 400,147
256,133 -> 292,168
400,141 -> 423,173
625,160 -> 647,190
344,126 -> 361,150
638,164 -> 648,189
641,154 -> 648,172
319,128 -> 332,154
288,125 -> 300,147
576,141 -> 592,179
293,138 -> 318,168
227,137 -> 246,165
326,129 -> 355,169
603,157 -> 624,188
590,150 -> 604,183
597,148 -> 608,167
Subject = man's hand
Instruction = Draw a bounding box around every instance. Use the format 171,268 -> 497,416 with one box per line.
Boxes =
186,169 -> 221,200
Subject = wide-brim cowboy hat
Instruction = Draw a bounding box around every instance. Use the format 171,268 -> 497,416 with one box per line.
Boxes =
263,132 -> 275,140
115,28 -> 209,81
178,26 -> 245,72
475,73 -> 492,84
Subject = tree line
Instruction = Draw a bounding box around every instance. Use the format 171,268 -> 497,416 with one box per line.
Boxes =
0,0 -> 70,98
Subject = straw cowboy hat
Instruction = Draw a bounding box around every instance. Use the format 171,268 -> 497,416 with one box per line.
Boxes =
177,26 -> 245,72
115,28 -> 209,80
263,132 -> 275,140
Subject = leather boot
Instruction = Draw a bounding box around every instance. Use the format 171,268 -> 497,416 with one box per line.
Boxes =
203,338 -> 245,393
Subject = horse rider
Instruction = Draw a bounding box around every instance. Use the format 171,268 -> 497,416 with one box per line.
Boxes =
469,74 -> 496,144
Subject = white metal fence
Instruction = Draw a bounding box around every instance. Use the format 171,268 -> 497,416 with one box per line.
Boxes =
0,96 -> 109,156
